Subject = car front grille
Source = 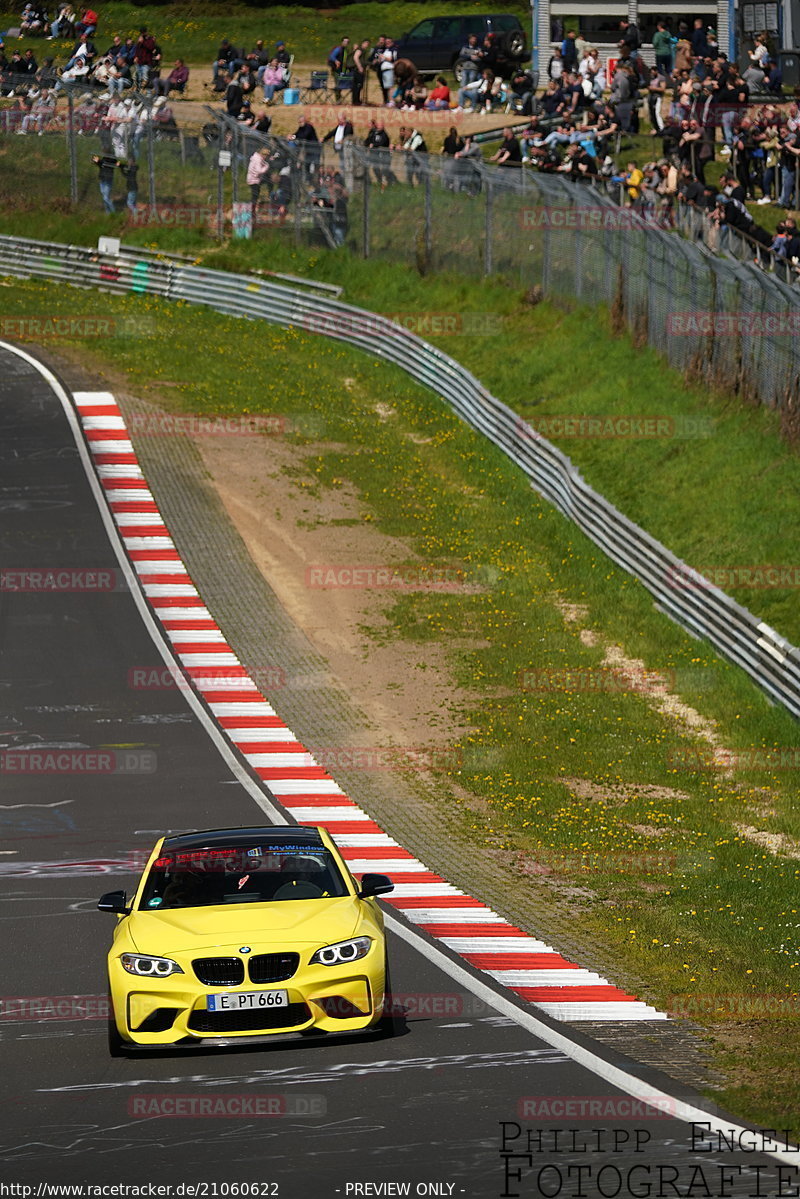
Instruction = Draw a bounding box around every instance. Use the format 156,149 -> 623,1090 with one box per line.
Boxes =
192,956 -> 245,986
187,1004 -> 310,1034
248,952 -> 299,984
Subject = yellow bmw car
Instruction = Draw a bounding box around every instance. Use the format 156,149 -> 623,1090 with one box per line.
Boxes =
98,825 -> 394,1054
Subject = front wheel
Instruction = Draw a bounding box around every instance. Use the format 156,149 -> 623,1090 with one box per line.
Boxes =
376,957 -> 396,1037
107,1012 -> 127,1057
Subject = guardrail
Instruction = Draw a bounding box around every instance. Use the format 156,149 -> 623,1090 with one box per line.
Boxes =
1,230 -> 799,720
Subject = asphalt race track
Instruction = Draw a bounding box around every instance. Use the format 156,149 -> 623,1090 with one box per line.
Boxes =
0,344 -> 795,1197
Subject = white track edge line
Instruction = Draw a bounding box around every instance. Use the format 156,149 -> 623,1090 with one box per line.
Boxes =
383,912 -> 799,1165
23,352 -> 794,1165
0,344 -> 290,833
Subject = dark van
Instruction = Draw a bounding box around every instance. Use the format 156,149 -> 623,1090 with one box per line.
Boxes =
393,14 -> 528,80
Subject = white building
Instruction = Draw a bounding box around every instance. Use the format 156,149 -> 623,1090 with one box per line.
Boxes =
531,0 -> 789,69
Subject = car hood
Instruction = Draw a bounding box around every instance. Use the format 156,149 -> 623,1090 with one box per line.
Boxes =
126,897 -> 363,954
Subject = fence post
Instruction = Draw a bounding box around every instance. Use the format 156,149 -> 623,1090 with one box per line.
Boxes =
362,153 -> 370,259
574,219 -> 583,300
231,127 -> 239,208
216,151 -> 224,240
484,176 -> 493,276
292,156 -> 302,247
66,90 -> 78,206
146,103 -> 156,216
424,165 -> 432,264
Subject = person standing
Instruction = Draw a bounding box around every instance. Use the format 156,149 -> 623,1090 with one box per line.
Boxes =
119,158 -> 138,215
351,38 -> 369,106
92,152 -> 118,213
378,44 -> 396,104
247,146 -> 271,223
133,26 -> 158,92
652,21 -> 673,76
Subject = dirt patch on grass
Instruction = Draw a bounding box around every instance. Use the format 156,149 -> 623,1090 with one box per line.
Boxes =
734,823 -> 800,859
562,776 -> 690,807
193,429 -> 480,751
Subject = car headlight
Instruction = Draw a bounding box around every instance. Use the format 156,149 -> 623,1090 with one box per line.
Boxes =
310,936 -> 372,966
120,953 -> 184,978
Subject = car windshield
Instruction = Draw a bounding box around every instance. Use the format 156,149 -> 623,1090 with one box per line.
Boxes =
139,843 -> 349,909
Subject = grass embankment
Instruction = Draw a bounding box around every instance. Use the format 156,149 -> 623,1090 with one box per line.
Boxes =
0,2 -> 528,69
1,243 -> 799,1131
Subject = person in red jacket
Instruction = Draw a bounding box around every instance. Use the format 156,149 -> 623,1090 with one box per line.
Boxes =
425,76 -> 451,110
74,8 -> 97,36
133,26 -> 159,93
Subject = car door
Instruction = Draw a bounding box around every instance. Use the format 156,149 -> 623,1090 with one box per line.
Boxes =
430,16 -> 464,70
400,18 -> 436,71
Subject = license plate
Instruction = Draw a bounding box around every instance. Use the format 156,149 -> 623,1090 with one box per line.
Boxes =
207,990 -> 289,1012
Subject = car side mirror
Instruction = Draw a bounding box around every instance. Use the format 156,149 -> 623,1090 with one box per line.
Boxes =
358,873 -> 394,898
98,890 -> 128,914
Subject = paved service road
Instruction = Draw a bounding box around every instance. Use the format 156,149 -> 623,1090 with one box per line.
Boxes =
0,345 -> 794,1197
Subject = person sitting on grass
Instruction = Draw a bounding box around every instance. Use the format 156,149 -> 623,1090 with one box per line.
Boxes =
20,4 -> 47,37
489,126 -> 522,167
425,75 -> 450,110
48,4 -> 76,41
456,67 -> 493,113
408,75 -> 427,109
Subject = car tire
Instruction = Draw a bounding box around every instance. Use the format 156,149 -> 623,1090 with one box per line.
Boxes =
376,956 -> 396,1037
500,29 -> 527,59
453,58 -> 465,84
107,1011 -> 127,1057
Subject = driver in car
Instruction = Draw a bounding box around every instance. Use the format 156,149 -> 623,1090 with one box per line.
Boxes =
272,855 -> 331,900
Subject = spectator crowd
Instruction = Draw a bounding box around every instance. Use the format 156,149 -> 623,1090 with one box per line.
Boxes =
1,5 -> 798,270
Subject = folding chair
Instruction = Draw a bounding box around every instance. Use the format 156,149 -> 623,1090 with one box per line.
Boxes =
300,70 -> 331,103
333,71 -> 353,102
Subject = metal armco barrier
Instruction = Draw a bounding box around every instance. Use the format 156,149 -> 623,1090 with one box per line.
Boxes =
1,231 -> 799,719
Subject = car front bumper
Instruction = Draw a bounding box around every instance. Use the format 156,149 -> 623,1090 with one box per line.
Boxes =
109,955 -> 387,1046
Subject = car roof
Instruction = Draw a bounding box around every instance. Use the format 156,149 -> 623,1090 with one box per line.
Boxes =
162,826 -> 324,852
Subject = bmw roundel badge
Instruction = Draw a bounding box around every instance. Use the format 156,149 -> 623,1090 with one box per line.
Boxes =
239,946 -> 251,953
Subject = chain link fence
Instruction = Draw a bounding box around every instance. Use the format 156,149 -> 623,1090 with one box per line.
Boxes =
2,94 -> 800,410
